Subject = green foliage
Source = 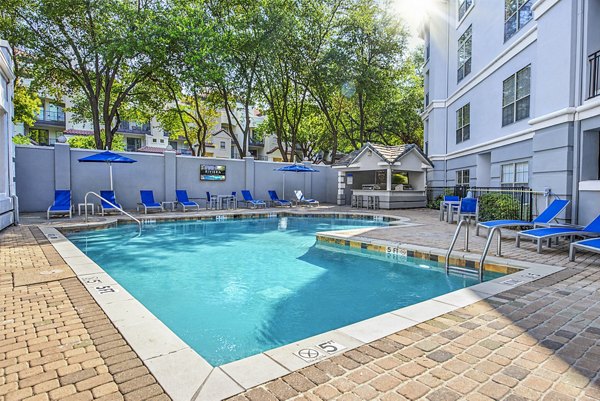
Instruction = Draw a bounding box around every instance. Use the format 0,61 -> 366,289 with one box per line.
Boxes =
68,134 -> 125,151
478,193 -> 521,222
12,135 -> 31,145
427,188 -> 456,210
12,81 -> 41,126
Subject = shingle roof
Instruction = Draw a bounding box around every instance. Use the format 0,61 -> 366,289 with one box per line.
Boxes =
64,129 -> 94,136
333,142 -> 433,167
136,146 -> 179,154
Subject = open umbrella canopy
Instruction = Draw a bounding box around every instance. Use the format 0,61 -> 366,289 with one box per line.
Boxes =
78,151 -> 137,191
275,164 -> 319,200
275,164 -> 319,173
78,151 -> 137,164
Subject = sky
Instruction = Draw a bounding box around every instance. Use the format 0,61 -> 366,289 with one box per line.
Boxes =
390,0 -> 433,49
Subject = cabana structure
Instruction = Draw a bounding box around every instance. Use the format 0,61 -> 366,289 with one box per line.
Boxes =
333,143 -> 433,209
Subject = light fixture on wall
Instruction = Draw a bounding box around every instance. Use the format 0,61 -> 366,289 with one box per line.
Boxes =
367,150 -> 372,156
56,135 -> 67,143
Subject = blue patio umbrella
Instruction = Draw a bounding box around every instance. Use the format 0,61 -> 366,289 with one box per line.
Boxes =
275,164 -> 319,199
78,151 -> 137,190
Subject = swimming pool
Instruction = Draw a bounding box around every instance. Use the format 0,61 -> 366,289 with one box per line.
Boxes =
68,216 -> 490,366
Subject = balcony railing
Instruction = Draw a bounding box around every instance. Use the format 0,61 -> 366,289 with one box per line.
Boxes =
36,111 -> 65,125
249,138 -> 264,147
118,121 -> 150,134
589,50 -> 600,100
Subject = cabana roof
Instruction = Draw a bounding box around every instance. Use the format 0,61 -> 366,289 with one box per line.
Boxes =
333,143 -> 433,169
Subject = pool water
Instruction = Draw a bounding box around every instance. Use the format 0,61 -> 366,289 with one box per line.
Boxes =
68,217 -> 487,366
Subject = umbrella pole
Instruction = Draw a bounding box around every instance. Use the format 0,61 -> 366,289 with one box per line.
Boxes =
283,173 -> 286,200
109,163 -> 113,191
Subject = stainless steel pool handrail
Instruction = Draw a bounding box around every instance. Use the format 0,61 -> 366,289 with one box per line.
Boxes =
478,227 -> 502,281
84,191 -> 142,235
445,219 -> 472,276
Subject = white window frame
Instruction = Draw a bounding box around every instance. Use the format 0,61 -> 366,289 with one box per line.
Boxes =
456,169 -> 470,186
502,65 -> 531,126
456,103 -> 470,144
501,162 -> 529,187
457,26 -> 472,83
458,0 -> 474,23
504,0 -> 533,42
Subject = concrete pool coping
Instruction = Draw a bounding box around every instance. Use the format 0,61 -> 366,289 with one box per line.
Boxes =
38,215 -> 567,401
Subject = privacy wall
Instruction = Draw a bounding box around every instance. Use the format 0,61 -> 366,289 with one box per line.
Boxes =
15,144 -> 338,212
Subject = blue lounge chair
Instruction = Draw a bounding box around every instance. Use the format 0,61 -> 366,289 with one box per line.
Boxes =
268,190 -> 292,207
569,238 -> 600,261
137,190 -> 164,214
176,190 -> 200,212
99,190 -> 123,216
241,190 -> 266,208
516,214 -> 600,253
47,190 -> 73,219
294,190 -> 319,207
476,199 -> 570,236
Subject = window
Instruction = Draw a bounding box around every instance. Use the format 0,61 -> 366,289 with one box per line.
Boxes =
504,0 -> 533,41
457,26 -> 472,82
456,169 -> 470,186
152,138 -> 157,143
456,103 -> 470,143
160,139 -> 164,143
502,66 -> 530,126
126,137 -> 141,152
220,141 -> 226,150
458,0 -> 473,21
501,162 -> 529,187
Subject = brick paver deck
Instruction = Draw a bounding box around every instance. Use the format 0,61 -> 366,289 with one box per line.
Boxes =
4,207 -> 600,401
0,226 -> 170,401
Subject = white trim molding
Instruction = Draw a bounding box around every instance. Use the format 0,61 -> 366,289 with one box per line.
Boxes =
579,180 -> 600,191
429,128 -> 534,161
528,107 -> 577,130
576,98 -> 600,121
532,0 -> 561,20
0,40 -> 15,81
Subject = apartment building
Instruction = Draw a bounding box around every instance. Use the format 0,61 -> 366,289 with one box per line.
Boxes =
0,40 -> 17,230
16,93 -> 288,161
422,0 -> 600,224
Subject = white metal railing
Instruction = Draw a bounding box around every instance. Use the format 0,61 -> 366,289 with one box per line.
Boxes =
84,191 -> 142,235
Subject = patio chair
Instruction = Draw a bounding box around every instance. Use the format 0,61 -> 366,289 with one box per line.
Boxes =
450,197 -> 478,224
516,214 -> 600,253
206,192 -> 218,210
439,195 -> 459,221
241,190 -> 266,208
268,190 -> 292,207
294,190 -> 319,207
99,191 -> 123,216
137,190 -> 164,214
569,238 -> 600,261
476,199 -> 570,236
47,190 -> 73,219
176,190 -> 200,212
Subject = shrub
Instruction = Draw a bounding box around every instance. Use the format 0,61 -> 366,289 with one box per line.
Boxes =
427,188 -> 455,210
478,193 -> 521,221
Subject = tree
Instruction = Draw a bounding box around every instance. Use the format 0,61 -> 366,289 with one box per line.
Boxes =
68,133 -> 125,151
13,81 -> 41,126
2,0 -> 168,150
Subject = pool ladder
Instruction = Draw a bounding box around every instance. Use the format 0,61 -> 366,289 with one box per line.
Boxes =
445,220 -> 502,282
